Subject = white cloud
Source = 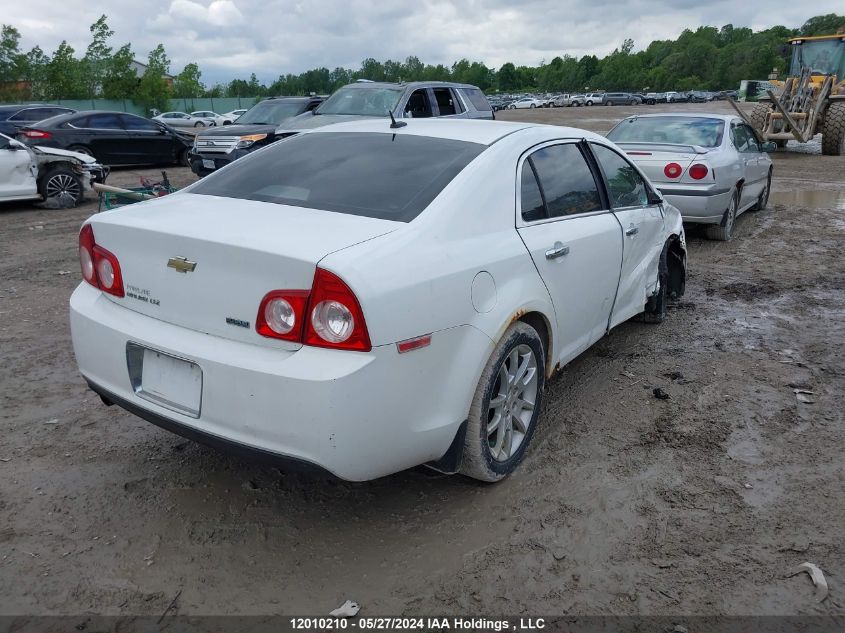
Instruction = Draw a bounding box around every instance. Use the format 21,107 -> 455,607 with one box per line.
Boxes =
3,0 -> 844,84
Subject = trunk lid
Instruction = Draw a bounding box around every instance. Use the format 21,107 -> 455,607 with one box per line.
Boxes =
617,142 -> 707,185
89,192 -> 399,348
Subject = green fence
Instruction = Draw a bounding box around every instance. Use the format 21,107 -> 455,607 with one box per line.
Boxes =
0,97 -> 261,116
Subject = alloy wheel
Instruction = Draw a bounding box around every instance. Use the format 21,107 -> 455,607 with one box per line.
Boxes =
486,344 -> 539,462
45,173 -> 81,203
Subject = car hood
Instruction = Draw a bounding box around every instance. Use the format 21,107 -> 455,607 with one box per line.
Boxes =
31,145 -> 97,165
275,113 -> 380,134
197,123 -> 277,137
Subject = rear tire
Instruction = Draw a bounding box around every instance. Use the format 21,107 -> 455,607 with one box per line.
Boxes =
821,102 -> 845,156
67,144 -> 95,159
705,189 -> 739,241
460,322 -> 545,482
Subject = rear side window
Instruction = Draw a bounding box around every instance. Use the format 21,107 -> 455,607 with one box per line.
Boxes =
520,163 -> 545,222
191,132 -> 485,222
122,114 -> 160,131
591,144 -> 649,208
462,88 -> 492,112
525,143 -> 604,219
85,113 -> 124,129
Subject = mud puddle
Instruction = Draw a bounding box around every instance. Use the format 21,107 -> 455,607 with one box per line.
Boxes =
770,189 -> 845,210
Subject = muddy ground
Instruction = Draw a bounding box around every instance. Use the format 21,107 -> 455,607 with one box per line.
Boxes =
1,102 -> 844,618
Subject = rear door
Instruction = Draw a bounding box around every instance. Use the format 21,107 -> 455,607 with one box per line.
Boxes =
590,143 -> 665,327
0,138 -> 37,198
77,113 -> 130,164
432,87 -> 466,118
516,141 -> 623,364
731,122 -> 767,207
120,114 -> 174,164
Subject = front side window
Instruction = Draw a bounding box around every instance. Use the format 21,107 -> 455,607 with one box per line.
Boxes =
525,143 -> 604,219
191,132 -> 485,222
433,88 -> 463,115
591,144 -> 649,208
404,89 -> 432,118
122,114 -> 160,131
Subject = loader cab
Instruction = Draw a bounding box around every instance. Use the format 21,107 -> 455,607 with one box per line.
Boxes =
788,35 -> 845,80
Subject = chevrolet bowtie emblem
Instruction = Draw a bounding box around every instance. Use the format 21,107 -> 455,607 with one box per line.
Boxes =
167,256 -> 197,273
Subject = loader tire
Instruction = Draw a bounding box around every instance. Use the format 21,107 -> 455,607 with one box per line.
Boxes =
821,102 -> 845,156
749,103 -> 770,136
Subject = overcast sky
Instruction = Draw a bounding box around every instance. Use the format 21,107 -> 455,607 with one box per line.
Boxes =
5,0 -> 844,84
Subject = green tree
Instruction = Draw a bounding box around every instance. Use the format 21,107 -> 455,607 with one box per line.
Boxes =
45,41 -> 85,99
0,24 -> 25,99
135,44 -> 171,113
83,15 -> 113,97
800,14 -> 845,36
497,62 -> 517,91
22,46 -> 49,100
101,43 -> 137,99
173,62 -> 204,97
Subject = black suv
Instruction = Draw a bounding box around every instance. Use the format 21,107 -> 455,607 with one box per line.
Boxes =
189,96 -> 324,176
0,104 -> 76,137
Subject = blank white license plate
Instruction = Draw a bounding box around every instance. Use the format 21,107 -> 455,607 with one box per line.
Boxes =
202,159 -> 215,169
135,348 -> 202,418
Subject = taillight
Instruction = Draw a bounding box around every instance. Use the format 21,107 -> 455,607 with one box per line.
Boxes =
22,129 -> 51,139
664,163 -> 682,178
688,163 -> 709,180
256,290 -> 309,341
255,268 -> 372,352
305,269 -> 371,352
78,224 -> 124,297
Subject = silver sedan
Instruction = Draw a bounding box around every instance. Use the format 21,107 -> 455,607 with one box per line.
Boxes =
606,113 -> 775,241
153,111 -> 216,128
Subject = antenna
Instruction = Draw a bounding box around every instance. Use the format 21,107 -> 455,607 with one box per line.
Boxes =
388,110 -> 406,129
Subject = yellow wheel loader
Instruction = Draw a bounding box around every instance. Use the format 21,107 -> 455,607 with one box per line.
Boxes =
745,34 -> 845,155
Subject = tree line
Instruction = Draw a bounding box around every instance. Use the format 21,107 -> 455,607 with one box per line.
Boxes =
1,13 -> 843,110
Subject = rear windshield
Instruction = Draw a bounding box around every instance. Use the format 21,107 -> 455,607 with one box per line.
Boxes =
191,132 -> 485,222
237,100 -> 306,125
607,116 -> 725,148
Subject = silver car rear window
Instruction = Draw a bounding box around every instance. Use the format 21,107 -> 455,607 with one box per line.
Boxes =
607,116 -> 725,148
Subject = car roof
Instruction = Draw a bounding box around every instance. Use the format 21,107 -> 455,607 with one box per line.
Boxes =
620,113 -> 737,123
0,103 -> 72,111
308,118 -> 607,147
339,81 -> 480,91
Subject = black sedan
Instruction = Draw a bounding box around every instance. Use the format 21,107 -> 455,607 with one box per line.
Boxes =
16,111 -> 193,166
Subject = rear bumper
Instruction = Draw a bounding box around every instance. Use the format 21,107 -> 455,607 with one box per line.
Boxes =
70,283 -> 491,481
658,185 -> 732,224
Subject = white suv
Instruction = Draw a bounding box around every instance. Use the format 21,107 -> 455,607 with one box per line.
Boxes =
584,93 -> 605,106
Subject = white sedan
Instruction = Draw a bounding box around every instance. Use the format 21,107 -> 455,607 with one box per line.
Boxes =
70,119 -> 687,481
153,111 -> 216,128
0,132 -> 108,205
607,113 -> 775,241
507,98 -> 546,109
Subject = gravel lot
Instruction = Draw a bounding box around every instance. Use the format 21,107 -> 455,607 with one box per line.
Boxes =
1,102 -> 844,618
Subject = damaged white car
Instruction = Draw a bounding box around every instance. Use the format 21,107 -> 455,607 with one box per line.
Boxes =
0,132 -> 108,206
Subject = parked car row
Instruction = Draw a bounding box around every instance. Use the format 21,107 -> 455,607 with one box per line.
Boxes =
490,89 -> 739,109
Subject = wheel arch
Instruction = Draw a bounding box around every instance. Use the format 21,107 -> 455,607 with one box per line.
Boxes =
666,234 -> 686,298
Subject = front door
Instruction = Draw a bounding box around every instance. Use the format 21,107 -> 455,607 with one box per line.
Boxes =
515,141 -> 623,365
589,143 -> 666,327
119,114 -> 175,164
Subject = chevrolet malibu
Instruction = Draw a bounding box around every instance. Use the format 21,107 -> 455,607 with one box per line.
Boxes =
606,113 -> 775,241
70,119 -> 687,482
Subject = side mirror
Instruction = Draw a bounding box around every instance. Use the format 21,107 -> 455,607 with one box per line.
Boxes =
760,141 -> 777,153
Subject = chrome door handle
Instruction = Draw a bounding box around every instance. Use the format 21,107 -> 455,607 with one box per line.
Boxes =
625,227 -> 639,236
545,244 -> 570,259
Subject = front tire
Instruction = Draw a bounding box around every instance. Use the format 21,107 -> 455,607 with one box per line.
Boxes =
751,169 -> 772,211
821,101 -> 845,156
38,167 -> 84,205
705,189 -> 739,241
460,322 -> 545,482
194,121 -> 205,128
